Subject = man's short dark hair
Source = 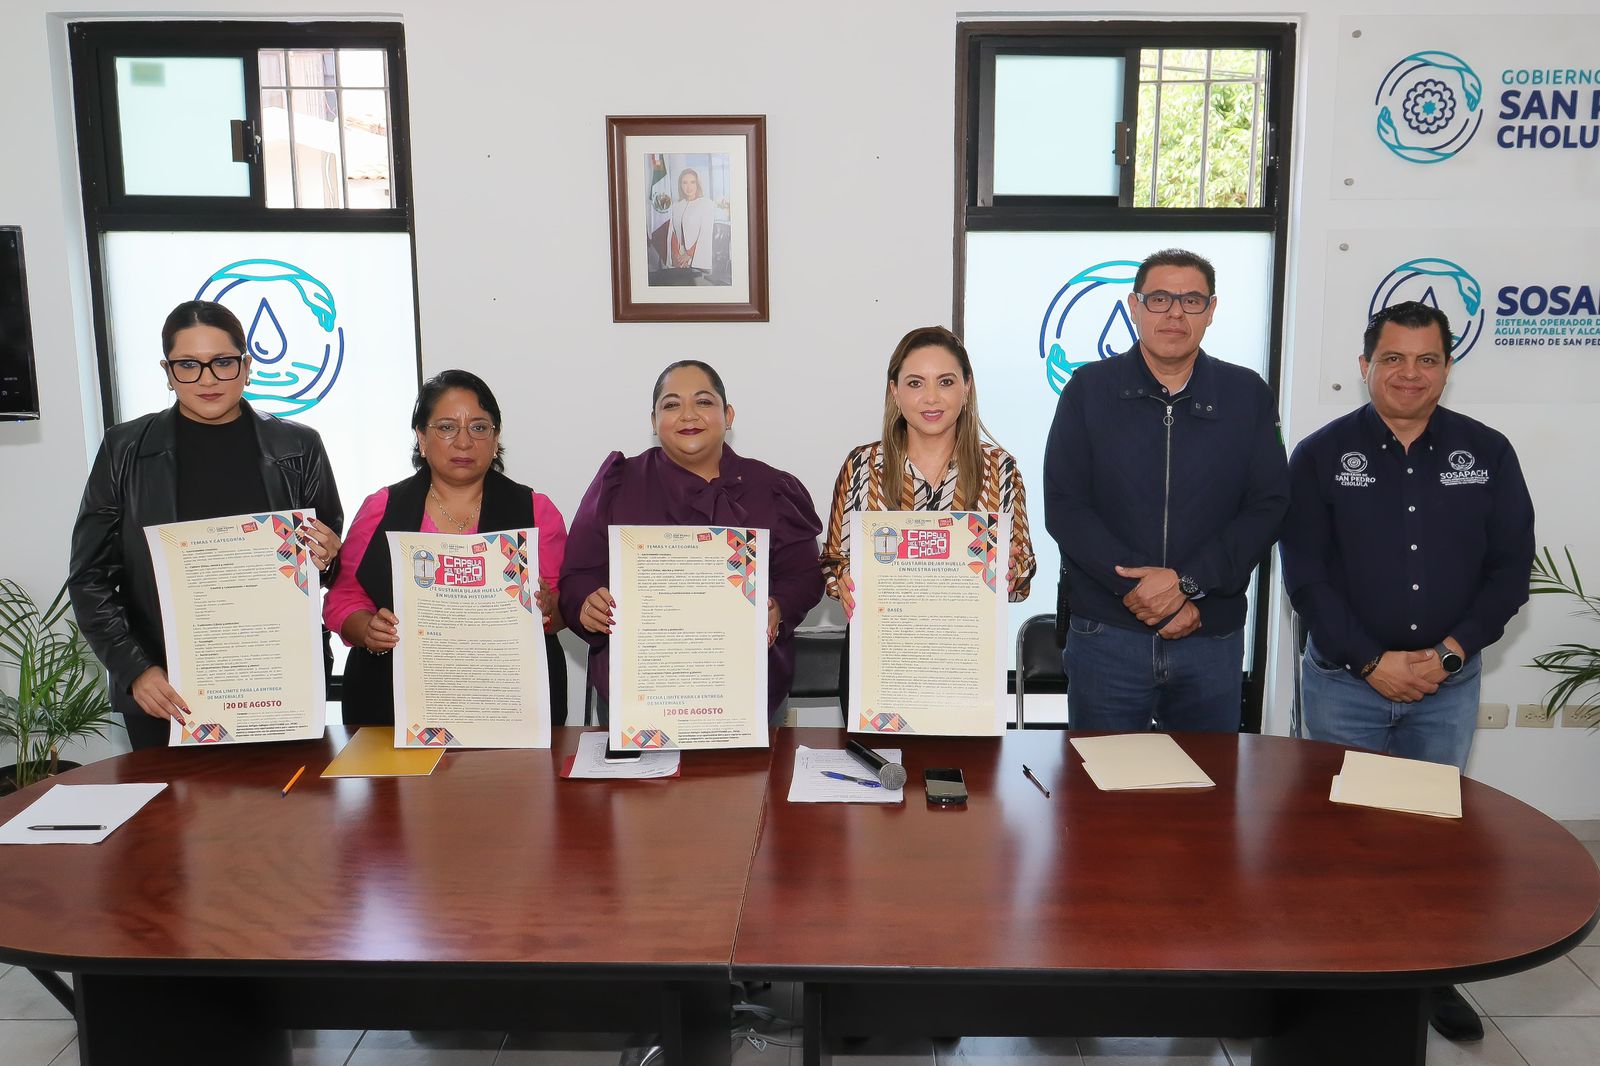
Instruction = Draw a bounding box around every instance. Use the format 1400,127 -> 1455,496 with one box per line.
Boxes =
1362,301 -> 1453,360
1134,248 -> 1217,296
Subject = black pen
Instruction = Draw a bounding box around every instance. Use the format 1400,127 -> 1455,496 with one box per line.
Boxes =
1021,765 -> 1050,798
29,824 -> 107,831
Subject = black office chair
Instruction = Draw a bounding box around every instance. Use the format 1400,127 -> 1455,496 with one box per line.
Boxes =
1014,612 -> 1068,728
788,627 -> 846,725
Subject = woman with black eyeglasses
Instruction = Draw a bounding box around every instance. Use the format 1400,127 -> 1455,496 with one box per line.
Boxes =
325,370 -> 569,727
68,300 -> 344,750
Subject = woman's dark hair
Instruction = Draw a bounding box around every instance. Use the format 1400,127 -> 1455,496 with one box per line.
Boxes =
651,360 -> 729,410
411,369 -> 506,473
161,300 -> 247,356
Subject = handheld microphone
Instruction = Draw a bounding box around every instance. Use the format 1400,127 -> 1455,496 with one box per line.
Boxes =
845,739 -> 908,790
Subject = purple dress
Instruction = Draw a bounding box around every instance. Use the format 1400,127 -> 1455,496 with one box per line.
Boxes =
559,445 -> 824,721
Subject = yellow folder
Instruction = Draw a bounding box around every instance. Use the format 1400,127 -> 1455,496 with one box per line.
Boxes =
321,726 -> 444,778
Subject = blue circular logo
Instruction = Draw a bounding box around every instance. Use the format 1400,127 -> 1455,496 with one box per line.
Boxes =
195,259 -> 345,417
1368,257 -> 1484,363
1374,51 -> 1484,164
1037,260 -> 1141,395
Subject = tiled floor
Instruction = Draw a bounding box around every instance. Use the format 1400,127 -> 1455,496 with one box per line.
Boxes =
6,821 -> 1599,1066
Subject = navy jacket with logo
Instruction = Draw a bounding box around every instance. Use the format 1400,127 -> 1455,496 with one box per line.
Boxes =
1043,345 -> 1289,635
1279,403 -> 1534,675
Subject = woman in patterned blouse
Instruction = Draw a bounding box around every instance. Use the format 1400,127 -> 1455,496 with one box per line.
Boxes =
821,325 -> 1037,618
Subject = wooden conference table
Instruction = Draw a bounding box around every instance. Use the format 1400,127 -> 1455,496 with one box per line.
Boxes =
0,728 -> 771,1066
0,727 -> 1594,1066
738,729 -> 1600,1066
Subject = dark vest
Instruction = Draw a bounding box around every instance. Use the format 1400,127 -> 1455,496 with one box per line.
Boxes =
341,469 -> 567,727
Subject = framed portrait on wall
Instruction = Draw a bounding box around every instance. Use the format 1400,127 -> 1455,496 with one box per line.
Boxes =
605,115 -> 769,322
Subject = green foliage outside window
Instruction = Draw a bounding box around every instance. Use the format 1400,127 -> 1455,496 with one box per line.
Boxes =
1134,48 -> 1267,209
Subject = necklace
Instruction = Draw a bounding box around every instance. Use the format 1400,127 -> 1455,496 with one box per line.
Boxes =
428,486 -> 480,532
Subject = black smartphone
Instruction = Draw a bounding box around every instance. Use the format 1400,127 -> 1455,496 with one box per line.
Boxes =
604,746 -> 643,763
923,767 -> 968,805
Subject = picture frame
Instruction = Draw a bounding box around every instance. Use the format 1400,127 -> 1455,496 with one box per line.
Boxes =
605,115 -> 769,323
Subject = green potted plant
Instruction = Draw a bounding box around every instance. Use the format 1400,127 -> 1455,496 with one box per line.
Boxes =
0,578 -> 118,793
1529,547 -> 1600,724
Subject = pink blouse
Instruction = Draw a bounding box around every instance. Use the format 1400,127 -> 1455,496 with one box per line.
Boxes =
324,486 -> 568,641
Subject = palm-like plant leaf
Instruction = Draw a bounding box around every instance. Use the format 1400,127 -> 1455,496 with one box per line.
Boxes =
1529,549 -> 1600,722
0,579 -> 115,790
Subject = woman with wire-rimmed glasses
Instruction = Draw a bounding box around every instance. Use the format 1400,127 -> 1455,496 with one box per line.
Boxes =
68,300 -> 344,750
325,369 -> 569,727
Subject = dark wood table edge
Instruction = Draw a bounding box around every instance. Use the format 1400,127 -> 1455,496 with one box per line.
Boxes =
0,945 -> 745,983
731,903 -> 1599,990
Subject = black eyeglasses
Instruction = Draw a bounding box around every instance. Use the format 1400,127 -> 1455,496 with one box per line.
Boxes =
427,420 -> 497,441
1133,290 -> 1214,315
166,356 -> 244,383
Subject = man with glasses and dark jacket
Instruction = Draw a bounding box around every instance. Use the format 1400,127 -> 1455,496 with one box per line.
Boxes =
1043,248 -> 1288,732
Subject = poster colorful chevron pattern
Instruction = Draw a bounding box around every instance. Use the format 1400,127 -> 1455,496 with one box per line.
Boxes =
484,531 -> 534,612
406,725 -> 458,747
255,511 -> 312,594
961,512 -> 999,592
711,527 -> 760,604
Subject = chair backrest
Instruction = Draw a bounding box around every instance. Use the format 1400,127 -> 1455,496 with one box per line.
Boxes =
790,627 -> 846,701
1015,612 -> 1068,727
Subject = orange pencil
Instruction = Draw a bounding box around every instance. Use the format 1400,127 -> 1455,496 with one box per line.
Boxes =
281,765 -> 306,797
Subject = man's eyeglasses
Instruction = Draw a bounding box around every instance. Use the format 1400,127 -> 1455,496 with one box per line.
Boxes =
1133,290 -> 1215,315
165,356 -> 244,383
427,420 -> 496,441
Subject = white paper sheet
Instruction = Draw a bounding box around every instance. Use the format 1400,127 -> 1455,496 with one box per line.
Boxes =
786,745 -> 905,803
0,783 -> 168,844
563,730 -> 681,779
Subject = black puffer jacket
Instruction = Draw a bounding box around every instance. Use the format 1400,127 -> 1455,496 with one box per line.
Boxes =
67,402 -> 343,715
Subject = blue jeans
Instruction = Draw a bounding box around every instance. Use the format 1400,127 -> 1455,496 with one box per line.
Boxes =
1064,615 -> 1245,732
1301,638 -> 1482,771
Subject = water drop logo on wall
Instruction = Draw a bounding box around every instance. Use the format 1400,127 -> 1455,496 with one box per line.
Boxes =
1037,260 -> 1140,396
1367,258 -> 1485,362
1374,50 -> 1484,164
195,260 -> 344,417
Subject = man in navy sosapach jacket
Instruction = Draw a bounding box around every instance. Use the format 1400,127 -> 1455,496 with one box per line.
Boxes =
1277,300 -> 1534,1044
1043,248 -> 1288,732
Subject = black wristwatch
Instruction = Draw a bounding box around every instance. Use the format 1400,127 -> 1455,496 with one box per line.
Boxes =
1178,574 -> 1202,598
1435,642 -> 1465,674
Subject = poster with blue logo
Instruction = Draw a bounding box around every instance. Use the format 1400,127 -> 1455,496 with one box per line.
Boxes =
1322,230 -> 1600,403
1335,16 -> 1600,199
103,231 -> 422,535
962,230 -> 1275,664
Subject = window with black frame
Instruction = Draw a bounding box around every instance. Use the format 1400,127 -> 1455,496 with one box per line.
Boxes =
956,22 -> 1296,730
70,21 -> 425,701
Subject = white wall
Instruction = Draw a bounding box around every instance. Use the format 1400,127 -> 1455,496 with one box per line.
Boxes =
1,0 -> 1595,813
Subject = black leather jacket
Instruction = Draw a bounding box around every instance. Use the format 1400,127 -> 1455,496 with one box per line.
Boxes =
67,402 -> 343,715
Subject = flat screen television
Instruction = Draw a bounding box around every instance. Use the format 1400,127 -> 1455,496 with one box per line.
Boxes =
0,226 -> 41,421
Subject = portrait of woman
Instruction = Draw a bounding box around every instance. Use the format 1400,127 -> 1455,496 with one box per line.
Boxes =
669,167 -> 717,273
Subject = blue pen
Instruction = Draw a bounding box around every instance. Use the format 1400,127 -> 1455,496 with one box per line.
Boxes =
821,770 -> 883,788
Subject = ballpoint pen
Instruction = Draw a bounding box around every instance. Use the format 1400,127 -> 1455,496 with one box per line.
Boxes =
1021,764 -> 1051,798
29,824 -> 106,831
821,770 -> 883,788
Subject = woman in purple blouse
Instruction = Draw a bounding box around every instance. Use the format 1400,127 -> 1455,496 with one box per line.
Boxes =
559,360 -> 824,722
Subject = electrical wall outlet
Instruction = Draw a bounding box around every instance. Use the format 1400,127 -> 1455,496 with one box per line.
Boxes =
1477,703 -> 1509,729
1517,703 -> 1554,728
1560,705 -> 1599,729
